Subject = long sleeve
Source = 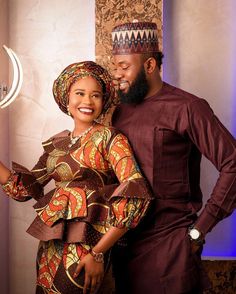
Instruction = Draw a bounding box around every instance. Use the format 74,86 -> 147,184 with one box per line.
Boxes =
1,151 -> 51,202
185,99 -> 236,235
106,132 -> 153,229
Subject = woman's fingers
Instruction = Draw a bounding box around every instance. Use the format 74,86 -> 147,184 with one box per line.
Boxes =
83,275 -> 103,293
90,277 -> 99,293
75,253 -> 104,293
96,275 -> 104,287
73,262 -> 84,278
83,274 -> 91,294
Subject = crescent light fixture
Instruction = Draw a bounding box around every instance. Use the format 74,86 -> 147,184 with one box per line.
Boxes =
0,45 -> 23,109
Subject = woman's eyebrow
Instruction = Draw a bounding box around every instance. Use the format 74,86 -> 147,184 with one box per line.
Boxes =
72,88 -> 102,93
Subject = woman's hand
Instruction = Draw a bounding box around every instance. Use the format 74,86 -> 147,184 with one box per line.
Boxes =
73,226 -> 127,293
0,161 -> 11,185
73,253 -> 104,294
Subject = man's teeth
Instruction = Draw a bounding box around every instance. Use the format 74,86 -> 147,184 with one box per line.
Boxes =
79,108 -> 93,113
119,81 -> 128,90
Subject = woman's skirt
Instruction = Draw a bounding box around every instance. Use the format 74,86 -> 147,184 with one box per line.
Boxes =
35,240 -> 114,294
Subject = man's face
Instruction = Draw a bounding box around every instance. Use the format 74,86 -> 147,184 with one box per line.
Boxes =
113,54 -> 149,104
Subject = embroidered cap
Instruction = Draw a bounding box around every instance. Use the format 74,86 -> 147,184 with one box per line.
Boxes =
112,21 -> 159,55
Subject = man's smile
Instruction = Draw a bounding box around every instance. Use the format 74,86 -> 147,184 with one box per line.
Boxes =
119,81 -> 129,91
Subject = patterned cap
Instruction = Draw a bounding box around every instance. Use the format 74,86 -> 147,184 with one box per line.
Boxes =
112,21 -> 159,55
53,61 -> 117,120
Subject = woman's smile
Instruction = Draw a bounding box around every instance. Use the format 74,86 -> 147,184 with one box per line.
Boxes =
78,107 -> 94,115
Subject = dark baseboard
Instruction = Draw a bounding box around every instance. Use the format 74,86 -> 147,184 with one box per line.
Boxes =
203,260 -> 236,293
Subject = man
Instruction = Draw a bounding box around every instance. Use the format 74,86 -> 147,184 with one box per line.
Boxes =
111,21 -> 236,294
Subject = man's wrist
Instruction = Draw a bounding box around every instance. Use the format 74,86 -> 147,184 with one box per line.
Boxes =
188,225 -> 205,246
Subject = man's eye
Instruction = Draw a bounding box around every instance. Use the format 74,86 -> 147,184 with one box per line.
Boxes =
121,66 -> 129,70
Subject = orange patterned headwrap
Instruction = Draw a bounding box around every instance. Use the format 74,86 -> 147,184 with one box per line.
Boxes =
53,61 -> 117,119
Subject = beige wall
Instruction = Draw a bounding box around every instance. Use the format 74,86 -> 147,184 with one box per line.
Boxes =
6,1 -> 95,293
0,0 -> 9,293
164,0 -> 235,128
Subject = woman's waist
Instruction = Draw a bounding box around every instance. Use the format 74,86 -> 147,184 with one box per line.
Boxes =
27,217 -> 111,245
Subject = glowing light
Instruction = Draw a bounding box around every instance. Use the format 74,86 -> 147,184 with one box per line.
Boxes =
0,45 -> 23,109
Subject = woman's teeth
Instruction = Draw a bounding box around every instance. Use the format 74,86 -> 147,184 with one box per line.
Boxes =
79,108 -> 93,113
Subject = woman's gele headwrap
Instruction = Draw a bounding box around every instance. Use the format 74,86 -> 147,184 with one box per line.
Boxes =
53,61 -> 117,120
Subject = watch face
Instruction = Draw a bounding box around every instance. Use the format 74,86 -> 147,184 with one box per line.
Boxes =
190,228 -> 200,240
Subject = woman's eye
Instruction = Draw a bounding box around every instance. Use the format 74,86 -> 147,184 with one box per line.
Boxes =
75,91 -> 84,96
92,94 -> 102,99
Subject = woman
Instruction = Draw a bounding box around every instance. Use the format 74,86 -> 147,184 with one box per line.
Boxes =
0,61 -> 152,293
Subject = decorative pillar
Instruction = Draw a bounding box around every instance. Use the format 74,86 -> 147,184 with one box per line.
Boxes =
95,0 -> 163,124
95,0 -> 163,70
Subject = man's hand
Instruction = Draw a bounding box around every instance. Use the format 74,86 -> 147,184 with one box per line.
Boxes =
73,253 -> 104,294
190,241 -> 201,254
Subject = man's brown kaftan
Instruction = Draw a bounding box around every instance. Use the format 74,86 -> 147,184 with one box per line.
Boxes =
112,82 -> 236,294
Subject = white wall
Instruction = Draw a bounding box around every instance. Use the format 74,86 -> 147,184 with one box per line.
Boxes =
8,1 -> 95,293
163,0 -> 236,258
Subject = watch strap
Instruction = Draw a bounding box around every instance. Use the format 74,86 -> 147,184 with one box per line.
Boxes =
89,248 -> 104,263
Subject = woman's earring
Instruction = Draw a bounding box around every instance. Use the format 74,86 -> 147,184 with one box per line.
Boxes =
67,105 -> 71,116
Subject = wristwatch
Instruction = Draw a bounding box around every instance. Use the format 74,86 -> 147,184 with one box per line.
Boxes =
89,248 -> 104,263
188,226 -> 204,245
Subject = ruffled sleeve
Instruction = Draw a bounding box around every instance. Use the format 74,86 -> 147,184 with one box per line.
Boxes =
106,132 -> 153,229
1,151 -> 51,201
110,197 -> 150,229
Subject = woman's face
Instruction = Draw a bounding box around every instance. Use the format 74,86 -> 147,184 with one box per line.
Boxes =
68,76 -> 103,127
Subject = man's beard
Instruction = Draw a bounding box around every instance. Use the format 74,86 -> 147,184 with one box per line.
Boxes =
117,66 -> 149,104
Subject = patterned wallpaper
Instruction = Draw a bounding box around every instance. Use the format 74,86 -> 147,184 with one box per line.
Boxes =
95,0 -> 163,70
